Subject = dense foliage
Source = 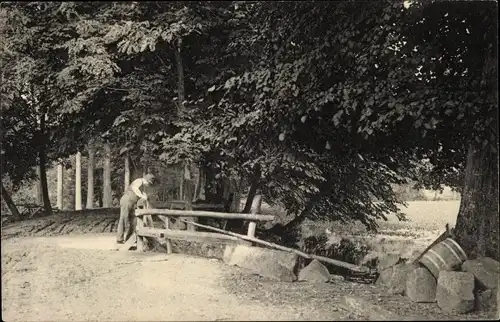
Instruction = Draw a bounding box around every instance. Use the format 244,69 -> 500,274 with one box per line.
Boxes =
1,1 -> 497,257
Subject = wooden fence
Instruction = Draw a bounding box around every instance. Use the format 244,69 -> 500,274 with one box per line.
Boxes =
120,195 -> 371,274
122,195 -> 270,253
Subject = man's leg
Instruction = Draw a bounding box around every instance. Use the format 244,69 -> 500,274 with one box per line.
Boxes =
126,210 -> 138,242
117,198 -> 129,243
124,198 -> 137,241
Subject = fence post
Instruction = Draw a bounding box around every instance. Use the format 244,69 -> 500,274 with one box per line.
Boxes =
246,195 -> 262,238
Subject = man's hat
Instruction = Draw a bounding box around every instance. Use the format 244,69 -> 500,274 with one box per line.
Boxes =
144,174 -> 155,184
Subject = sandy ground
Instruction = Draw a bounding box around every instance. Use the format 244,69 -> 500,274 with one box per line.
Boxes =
2,234 -> 346,321
1,202 -> 498,321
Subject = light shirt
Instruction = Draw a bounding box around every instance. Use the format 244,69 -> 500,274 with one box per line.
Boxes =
129,178 -> 147,199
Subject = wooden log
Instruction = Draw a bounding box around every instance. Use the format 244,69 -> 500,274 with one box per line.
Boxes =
136,216 -> 146,251
144,214 -> 154,227
135,208 -> 274,221
137,227 -> 246,244
154,200 -> 225,210
309,254 -> 369,273
178,219 -> 369,273
159,215 -> 173,254
247,195 -> 262,238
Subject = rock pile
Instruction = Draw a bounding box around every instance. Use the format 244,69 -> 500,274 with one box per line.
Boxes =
374,242 -> 499,315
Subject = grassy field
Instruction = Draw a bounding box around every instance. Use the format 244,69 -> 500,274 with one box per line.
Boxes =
379,200 -> 460,230
296,200 -> 461,261
259,200 -> 461,235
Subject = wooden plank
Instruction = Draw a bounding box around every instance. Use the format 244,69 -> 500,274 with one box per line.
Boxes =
309,254 -> 369,272
177,219 -> 369,273
135,208 -> 274,221
153,201 -> 226,210
137,227 -> 246,244
159,215 -> 173,254
246,195 -> 262,238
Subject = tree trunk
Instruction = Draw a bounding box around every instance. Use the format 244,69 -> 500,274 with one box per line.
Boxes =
75,151 -> 82,210
37,108 -> 51,214
193,166 -> 201,202
175,37 -> 185,114
57,162 -> 63,210
230,177 -> 241,212
454,144 -> 499,261
86,145 -> 95,209
455,47 -> 499,261
179,173 -> 184,200
242,165 -> 261,213
36,167 -> 43,205
1,183 -> 21,220
280,180 -> 338,234
103,142 -> 112,208
183,163 -> 197,231
199,168 -> 206,200
38,147 -> 52,214
124,154 -> 130,192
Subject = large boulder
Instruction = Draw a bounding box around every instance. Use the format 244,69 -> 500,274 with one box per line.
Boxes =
436,271 -> 475,314
298,259 -> 331,283
224,244 -> 298,282
462,257 -> 500,290
476,289 -> 498,312
376,263 -> 416,295
406,266 -> 437,302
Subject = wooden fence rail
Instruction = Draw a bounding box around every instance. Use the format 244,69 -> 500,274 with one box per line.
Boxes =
121,195 -> 370,274
134,209 -> 273,221
123,195 -> 267,253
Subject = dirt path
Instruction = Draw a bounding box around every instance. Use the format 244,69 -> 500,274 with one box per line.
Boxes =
2,212 -> 497,321
1,234 -> 344,321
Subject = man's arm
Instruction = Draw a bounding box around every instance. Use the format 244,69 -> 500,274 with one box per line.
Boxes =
130,179 -> 147,199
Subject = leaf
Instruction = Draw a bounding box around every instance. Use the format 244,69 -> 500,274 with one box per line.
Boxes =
301,115 -> 307,123
279,133 -> 285,141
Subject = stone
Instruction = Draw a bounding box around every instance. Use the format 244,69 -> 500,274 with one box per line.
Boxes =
462,257 -> 500,290
436,271 -> 475,314
223,244 -> 236,264
497,287 -> 500,318
406,266 -> 437,303
376,263 -> 416,295
476,289 -> 498,312
479,257 -> 500,273
298,259 -> 331,283
225,244 -> 298,282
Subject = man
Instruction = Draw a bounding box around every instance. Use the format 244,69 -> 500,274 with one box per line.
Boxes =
117,173 -> 155,244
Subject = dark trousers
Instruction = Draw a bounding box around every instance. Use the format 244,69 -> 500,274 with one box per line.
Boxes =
116,191 -> 139,242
